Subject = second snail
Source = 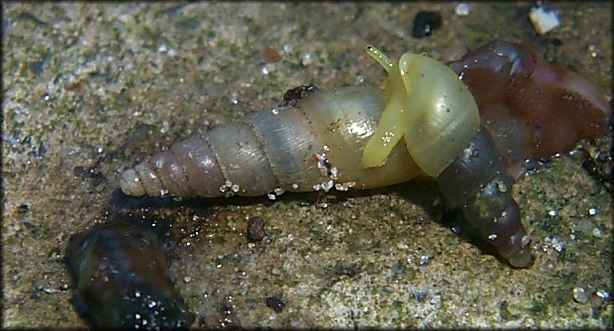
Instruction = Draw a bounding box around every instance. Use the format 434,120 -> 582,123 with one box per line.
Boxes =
119,41 -> 611,268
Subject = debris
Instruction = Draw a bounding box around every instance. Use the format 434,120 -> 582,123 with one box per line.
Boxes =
455,3 -> 471,16
529,6 -> 561,35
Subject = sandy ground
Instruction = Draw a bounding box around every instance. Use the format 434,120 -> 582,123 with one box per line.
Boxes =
2,3 -> 612,329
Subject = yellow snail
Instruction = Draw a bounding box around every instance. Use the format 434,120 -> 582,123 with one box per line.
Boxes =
360,45 -> 479,177
119,42 -> 611,268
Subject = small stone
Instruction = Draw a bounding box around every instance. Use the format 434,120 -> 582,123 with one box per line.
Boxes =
282,85 -> 319,107
247,217 -> 266,241
596,289 -> 611,301
412,11 -> 442,38
455,3 -> 471,16
413,288 -> 428,302
418,255 -> 432,267
266,296 -> 285,313
301,51 -> 312,66
529,6 -> 560,35
17,204 -> 29,214
573,287 -> 588,304
588,45 -> 599,59
264,46 -> 281,63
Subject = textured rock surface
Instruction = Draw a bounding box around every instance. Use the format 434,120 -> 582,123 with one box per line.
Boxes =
2,3 -> 611,328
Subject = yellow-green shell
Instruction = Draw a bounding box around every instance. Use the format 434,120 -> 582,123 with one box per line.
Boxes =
361,45 -> 479,178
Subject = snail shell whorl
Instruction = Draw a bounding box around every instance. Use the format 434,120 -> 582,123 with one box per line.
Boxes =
120,86 -> 423,198
437,129 -> 532,267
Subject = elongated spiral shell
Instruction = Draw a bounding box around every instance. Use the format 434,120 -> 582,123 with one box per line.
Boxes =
437,129 -> 532,267
120,86 -> 422,198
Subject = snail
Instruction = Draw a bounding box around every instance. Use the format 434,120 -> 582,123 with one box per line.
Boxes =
65,218 -> 194,329
119,41 -> 610,268
360,45 -> 479,176
359,45 -> 531,267
447,40 -> 611,179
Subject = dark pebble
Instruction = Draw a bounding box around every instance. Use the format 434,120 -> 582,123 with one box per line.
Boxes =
65,218 -> 194,329
412,11 -> 442,38
282,84 -> 319,107
247,216 -> 266,241
18,204 -> 29,213
266,296 -> 285,313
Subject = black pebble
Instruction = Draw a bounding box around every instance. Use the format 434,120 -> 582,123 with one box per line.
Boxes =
18,204 -> 29,213
247,216 -> 266,241
412,11 -> 442,38
65,218 -> 194,329
266,296 -> 285,313
72,165 -> 105,187
282,84 -> 319,107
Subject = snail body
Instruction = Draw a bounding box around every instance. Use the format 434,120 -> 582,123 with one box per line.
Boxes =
448,41 -> 611,179
120,42 -> 610,268
360,46 -> 530,267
